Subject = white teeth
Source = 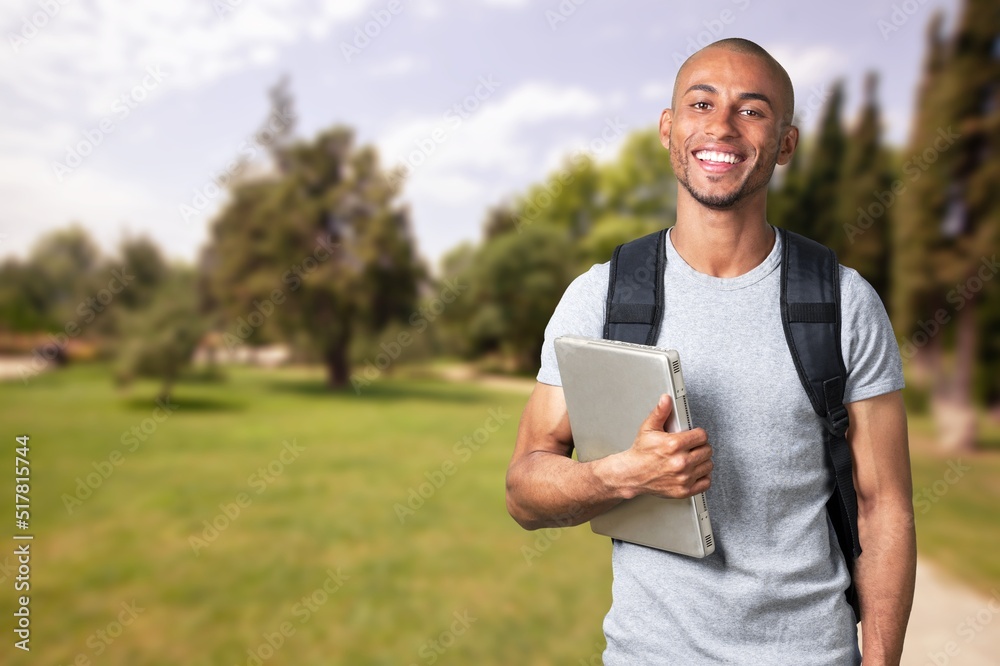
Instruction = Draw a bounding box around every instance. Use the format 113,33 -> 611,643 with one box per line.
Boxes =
695,150 -> 740,164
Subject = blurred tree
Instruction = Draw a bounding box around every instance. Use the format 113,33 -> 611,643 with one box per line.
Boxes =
838,73 -> 895,302
482,203 -> 519,240
0,259 -> 50,332
116,235 -> 170,311
207,104 -> 425,387
462,225 -> 576,372
797,81 -> 848,248
577,213 -> 661,269
767,142 -> 805,236
116,269 -> 207,402
26,224 -> 102,325
599,128 -> 676,221
512,154 -> 601,239
894,2 -> 1000,450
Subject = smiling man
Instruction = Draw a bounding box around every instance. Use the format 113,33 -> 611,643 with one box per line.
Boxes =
505,39 -> 916,664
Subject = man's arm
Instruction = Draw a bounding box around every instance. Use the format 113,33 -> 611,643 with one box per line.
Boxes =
505,382 -> 713,531
847,389 -> 916,665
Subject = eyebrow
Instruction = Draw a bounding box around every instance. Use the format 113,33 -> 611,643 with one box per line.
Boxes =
683,84 -> 774,110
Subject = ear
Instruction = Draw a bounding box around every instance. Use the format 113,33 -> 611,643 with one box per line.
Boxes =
776,124 -> 799,166
659,108 -> 673,151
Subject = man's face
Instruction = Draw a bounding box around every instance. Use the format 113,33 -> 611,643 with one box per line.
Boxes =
660,48 -> 797,210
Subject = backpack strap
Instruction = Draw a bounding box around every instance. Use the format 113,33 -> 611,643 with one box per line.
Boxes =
779,227 -> 862,622
603,229 -> 667,345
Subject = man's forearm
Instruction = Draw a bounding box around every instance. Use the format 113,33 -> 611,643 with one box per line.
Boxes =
505,450 -> 631,530
855,500 -> 917,665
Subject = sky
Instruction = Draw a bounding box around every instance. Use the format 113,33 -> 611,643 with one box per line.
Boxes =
0,0 -> 961,270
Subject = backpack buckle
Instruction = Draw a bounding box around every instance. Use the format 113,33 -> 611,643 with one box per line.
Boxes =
824,404 -> 849,438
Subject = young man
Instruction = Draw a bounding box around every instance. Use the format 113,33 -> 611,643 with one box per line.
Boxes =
505,38 -> 916,665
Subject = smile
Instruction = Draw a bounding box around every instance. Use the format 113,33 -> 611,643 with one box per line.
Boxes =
693,150 -> 744,164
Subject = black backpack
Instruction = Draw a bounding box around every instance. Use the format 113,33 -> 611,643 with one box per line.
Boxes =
603,226 -> 862,622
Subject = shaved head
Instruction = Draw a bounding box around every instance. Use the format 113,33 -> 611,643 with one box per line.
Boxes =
672,38 -> 795,127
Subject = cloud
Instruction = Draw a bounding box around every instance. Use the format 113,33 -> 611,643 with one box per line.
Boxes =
768,44 -> 844,89
640,81 -> 671,103
378,80 -> 608,206
0,0 -> 374,120
365,54 -> 425,77
0,152 -> 197,261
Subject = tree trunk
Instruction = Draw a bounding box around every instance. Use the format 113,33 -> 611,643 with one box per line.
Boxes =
931,302 -> 978,453
324,339 -> 350,389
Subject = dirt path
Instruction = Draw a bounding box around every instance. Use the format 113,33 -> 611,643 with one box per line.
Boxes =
435,364 -> 1000,665
898,558 -> 1000,666
0,355 -> 47,382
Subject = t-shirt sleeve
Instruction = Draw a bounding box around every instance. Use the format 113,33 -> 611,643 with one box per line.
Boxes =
839,267 -> 905,404
535,262 -> 610,386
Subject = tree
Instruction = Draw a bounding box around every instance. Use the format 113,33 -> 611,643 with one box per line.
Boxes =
116,268 -> 207,402
460,225 -> 576,372
838,73 -> 894,301
797,81 -> 848,248
767,142 -> 805,236
511,154 -> 602,238
893,2 -> 1000,450
207,110 -> 425,388
599,128 -> 676,221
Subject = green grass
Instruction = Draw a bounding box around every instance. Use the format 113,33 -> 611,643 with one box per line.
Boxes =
907,413 -> 1000,593
2,366 -> 999,665
0,364 -> 610,666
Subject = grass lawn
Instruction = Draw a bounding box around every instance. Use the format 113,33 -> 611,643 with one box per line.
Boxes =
906,413 -> 1000,594
1,364 -> 998,665
0,364 -> 610,666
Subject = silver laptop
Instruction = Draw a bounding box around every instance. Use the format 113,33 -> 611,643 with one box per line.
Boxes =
554,335 -> 715,557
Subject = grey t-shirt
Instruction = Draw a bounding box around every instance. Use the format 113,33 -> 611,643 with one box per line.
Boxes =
536,226 -> 904,665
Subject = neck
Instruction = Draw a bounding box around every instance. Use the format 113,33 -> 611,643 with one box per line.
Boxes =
670,189 -> 775,278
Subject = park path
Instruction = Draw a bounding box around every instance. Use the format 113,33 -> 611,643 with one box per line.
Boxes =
898,558 -> 1000,666
0,355 -> 47,381
438,364 -> 1000,665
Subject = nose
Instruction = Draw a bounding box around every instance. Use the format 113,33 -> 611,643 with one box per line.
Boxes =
704,107 -> 739,140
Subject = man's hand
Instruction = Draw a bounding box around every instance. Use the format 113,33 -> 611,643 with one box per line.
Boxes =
505,384 -> 712,531
617,394 -> 713,500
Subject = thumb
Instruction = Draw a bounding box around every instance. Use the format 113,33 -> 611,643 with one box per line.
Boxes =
643,393 -> 674,432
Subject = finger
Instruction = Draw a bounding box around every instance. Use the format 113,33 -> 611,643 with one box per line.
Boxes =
661,428 -> 709,453
641,393 -> 674,433
689,473 -> 711,495
689,458 -> 714,481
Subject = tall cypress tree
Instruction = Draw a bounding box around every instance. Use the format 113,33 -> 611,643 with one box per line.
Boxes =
894,1 -> 1000,450
798,81 -> 848,248
768,142 -> 805,236
839,73 -> 894,302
